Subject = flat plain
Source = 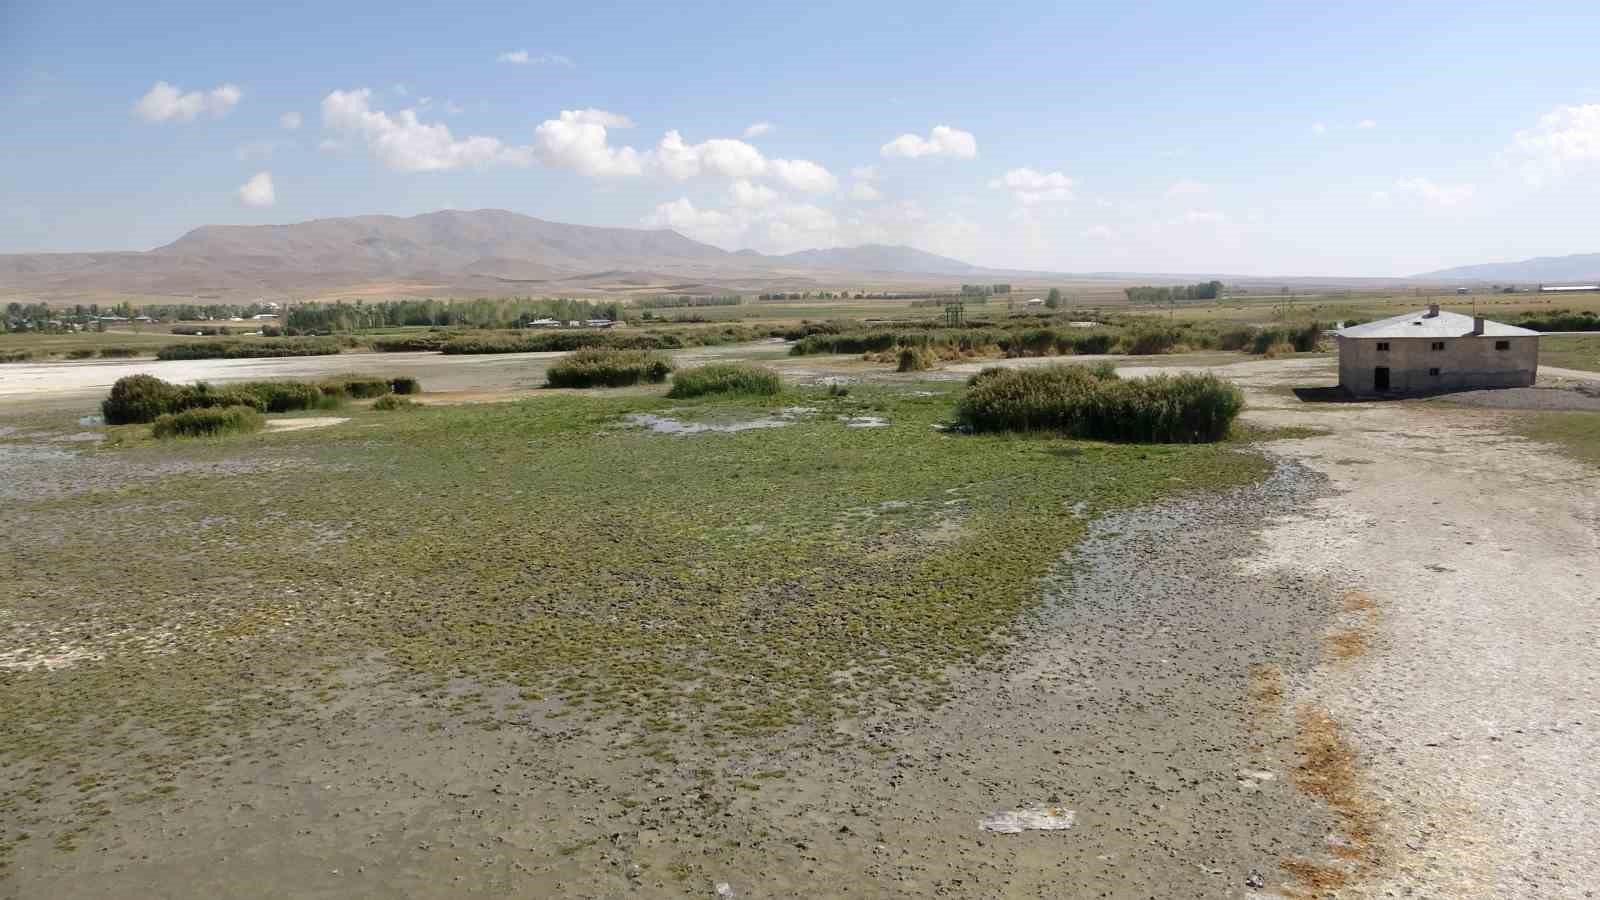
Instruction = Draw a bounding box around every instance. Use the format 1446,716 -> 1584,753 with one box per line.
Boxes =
2,330 -> 1598,898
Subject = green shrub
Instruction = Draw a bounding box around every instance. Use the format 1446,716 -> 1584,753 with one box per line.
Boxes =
442,330 -> 688,354
370,334 -> 456,352
319,375 -> 391,399
1510,309 -> 1600,332
1067,332 -> 1118,355
372,395 -> 422,411
667,364 -> 782,398
546,349 -> 673,388
1249,323 -> 1324,354
0,350 -> 33,364
896,346 -> 939,372
955,365 -> 1244,443
230,381 -> 333,413
150,405 -> 264,439
387,376 -> 422,395
1121,326 -> 1186,355
155,338 -> 341,360
66,348 -> 95,359
98,346 -> 141,358
103,375 -> 184,424
103,375 -> 340,423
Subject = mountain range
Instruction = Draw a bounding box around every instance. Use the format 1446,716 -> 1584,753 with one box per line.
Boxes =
1416,253 -> 1600,283
0,209 -> 994,303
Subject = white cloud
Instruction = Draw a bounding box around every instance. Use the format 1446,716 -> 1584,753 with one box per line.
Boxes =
1389,177 -> 1474,208
318,138 -> 345,153
851,164 -> 879,180
237,171 -> 275,207
133,81 -> 241,122
1358,119 -> 1377,129
497,50 -> 573,66
763,203 -> 839,251
655,130 -> 767,180
851,182 -> 881,201
1511,104 -> 1600,186
280,111 -> 302,130
770,158 -> 837,192
1311,122 -> 1328,134
1082,225 -> 1116,239
532,108 -> 643,177
1165,179 -> 1209,197
730,180 -> 778,208
642,197 -> 843,254
743,121 -> 774,138
988,167 -> 1074,205
880,125 -> 977,159
1170,210 -> 1226,226
393,83 -> 409,97
651,131 -> 835,191
643,197 -> 745,245
323,88 -> 535,172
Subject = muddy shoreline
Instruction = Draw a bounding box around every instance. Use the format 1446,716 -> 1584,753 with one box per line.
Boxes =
6,455 -> 1352,899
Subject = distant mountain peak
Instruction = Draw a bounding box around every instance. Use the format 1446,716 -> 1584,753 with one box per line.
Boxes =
775,243 -> 978,275
1416,251 -> 1600,282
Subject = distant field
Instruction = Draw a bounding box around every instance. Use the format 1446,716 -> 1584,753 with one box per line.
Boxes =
1157,290 -> 1600,327
1539,334 -> 1600,373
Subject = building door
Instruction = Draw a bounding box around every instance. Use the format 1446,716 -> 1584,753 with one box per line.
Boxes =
1374,366 -> 1390,392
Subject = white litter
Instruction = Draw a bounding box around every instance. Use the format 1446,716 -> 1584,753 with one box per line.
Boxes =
979,806 -> 1076,834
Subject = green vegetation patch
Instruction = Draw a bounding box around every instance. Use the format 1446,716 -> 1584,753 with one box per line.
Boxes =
0,386 -> 1273,856
372,395 -> 422,411
1539,334 -> 1600,373
667,364 -> 782,399
101,375 -> 340,423
957,364 -> 1245,443
546,348 -> 673,388
318,375 -> 392,399
1511,410 -> 1600,469
150,405 -> 264,439
155,337 -> 342,361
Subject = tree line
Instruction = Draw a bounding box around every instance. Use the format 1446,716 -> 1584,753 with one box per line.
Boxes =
283,298 -> 626,333
635,295 -> 743,310
1123,281 -> 1224,305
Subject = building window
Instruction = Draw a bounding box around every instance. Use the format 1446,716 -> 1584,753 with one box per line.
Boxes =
1429,367 -> 1441,376
1495,340 -> 1510,351
1376,342 -> 1390,351
1431,341 -> 1445,351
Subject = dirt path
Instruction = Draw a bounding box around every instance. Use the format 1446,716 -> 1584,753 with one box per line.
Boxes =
1238,373 -> 1600,897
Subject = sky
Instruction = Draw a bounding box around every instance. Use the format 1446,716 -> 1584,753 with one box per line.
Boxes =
4,1 -> 1600,276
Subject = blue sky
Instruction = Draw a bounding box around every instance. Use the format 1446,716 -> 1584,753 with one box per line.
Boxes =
4,1 -> 1600,275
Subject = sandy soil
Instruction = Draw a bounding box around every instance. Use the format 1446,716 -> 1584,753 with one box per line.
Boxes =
1239,374 -> 1600,897
4,353 -> 1597,898
264,417 -> 350,432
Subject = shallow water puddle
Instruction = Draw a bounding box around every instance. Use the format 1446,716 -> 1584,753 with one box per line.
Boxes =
839,415 -> 889,428
624,412 -> 791,435
624,407 -> 816,436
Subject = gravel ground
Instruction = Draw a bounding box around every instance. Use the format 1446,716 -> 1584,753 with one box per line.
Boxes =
1244,377 -> 1600,898
1430,383 -> 1600,411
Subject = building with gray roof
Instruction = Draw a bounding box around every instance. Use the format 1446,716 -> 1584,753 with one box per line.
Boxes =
1336,305 -> 1539,396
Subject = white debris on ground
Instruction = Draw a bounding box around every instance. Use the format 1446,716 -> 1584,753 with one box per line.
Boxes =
265,417 -> 350,432
979,806 -> 1076,833
839,416 -> 889,428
